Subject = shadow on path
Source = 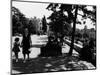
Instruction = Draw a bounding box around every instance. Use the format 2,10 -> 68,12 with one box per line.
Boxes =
12,54 -> 95,75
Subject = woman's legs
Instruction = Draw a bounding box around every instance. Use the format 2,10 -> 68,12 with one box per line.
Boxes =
23,53 -> 26,60
15,52 -> 18,62
27,53 -> 30,60
26,49 -> 30,60
23,53 -> 26,63
23,49 -> 26,62
23,48 -> 30,62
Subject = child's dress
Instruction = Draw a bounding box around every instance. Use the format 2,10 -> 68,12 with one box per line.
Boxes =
12,42 -> 20,53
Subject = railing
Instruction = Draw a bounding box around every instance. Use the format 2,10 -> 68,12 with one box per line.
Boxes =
64,39 -> 83,53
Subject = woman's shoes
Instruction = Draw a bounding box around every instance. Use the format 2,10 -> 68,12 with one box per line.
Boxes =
23,60 -> 26,63
15,59 -> 18,62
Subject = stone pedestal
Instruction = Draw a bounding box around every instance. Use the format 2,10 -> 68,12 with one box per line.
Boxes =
39,42 -> 62,57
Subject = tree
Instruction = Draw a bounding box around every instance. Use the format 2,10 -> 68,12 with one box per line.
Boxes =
12,7 -> 42,35
69,5 -> 96,55
46,4 -> 96,55
12,7 -> 28,35
46,4 -> 72,41
69,5 -> 78,55
28,19 -> 36,34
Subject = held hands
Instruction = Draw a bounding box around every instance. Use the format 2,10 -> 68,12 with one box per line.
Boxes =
20,43 -> 23,47
30,42 -> 32,47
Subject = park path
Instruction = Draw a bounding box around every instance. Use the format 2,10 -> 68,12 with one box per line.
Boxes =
12,35 -> 78,59
12,35 -> 95,75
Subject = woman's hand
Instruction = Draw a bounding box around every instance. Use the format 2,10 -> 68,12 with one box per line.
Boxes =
20,42 -> 23,47
30,42 -> 32,47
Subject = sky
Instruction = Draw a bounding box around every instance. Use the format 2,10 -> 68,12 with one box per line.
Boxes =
12,1 -> 95,29
12,1 -> 52,19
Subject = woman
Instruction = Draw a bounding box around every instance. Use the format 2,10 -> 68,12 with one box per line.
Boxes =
21,28 -> 32,62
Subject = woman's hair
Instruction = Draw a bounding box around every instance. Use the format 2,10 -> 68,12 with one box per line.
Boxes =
15,37 -> 19,42
23,27 -> 31,35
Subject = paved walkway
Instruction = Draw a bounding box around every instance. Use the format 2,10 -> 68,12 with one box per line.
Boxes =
12,35 -> 95,75
12,35 -> 78,59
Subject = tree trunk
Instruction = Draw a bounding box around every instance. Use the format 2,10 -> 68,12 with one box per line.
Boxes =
69,5 -> 78,55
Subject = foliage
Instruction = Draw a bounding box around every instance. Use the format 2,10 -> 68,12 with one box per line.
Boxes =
46,4 -> 72,38
46,3 -> 96,55
12,7 -> 28,35
12,7 -> 42,35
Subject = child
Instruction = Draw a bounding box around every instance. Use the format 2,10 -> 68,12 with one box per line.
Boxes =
12,37 -> 20,62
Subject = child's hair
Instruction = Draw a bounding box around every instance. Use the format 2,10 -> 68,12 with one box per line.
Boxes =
15,37 -> 19,42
